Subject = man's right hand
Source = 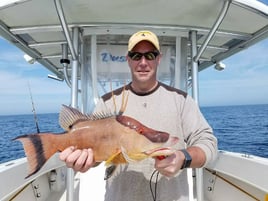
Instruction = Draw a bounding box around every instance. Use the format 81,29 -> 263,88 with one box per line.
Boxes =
59,146 -> 95,172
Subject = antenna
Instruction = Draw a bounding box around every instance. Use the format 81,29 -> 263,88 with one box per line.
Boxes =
28,82 -> 40,133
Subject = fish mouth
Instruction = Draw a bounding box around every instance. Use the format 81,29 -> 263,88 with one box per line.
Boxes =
144,136 -> 179,157
144,147 -> 175,157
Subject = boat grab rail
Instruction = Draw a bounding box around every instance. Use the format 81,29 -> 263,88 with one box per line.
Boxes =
194,0 -> 231,62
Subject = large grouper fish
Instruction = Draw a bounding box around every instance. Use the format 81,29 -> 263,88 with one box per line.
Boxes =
14,104 -> 179,178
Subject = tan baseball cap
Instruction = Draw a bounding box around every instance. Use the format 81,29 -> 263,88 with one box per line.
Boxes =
128,30 -> 160,51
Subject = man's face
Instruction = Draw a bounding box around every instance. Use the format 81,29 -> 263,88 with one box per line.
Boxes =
127,41 -> 161,85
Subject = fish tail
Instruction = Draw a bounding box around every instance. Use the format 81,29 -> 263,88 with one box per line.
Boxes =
14,133 -> 59,178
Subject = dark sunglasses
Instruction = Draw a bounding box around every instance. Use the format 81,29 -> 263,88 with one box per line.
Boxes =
128,51 -> 160,61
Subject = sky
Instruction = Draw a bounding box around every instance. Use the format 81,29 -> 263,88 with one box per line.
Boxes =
0,1 -> 268,115
0,38 -> 70,115
199,38 -> 268,107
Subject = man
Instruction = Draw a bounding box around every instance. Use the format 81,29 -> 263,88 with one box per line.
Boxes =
60,30 -> 218,201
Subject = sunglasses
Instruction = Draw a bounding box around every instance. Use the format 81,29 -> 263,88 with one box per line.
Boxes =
128,51 -> 160,61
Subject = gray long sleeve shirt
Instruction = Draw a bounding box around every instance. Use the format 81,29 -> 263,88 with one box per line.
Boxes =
94,82 -> 218,201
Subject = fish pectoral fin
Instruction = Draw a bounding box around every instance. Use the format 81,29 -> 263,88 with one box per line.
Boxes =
105,150 -> 123,166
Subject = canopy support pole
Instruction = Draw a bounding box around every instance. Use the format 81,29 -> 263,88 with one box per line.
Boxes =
66,27 -> 80,201
54,0 -> 77,61
174,36 -> 188,91
190,30 -> 203,201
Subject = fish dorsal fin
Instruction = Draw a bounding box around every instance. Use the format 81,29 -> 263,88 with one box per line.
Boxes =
59,104 -> 114,131
59,105 -> 88,131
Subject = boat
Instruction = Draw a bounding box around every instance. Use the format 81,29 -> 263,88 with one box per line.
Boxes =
0,0 -> 268,200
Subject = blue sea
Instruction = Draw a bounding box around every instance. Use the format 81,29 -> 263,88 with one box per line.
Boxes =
0,104 -> 267,163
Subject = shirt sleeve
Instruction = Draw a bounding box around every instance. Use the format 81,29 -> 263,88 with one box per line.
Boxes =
181,95 -> 218,166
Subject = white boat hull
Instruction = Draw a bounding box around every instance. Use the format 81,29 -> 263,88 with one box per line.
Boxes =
1,151 -> 267,201
204,151 -> 268,201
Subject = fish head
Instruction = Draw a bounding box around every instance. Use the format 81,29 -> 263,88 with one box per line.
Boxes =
116,115 -> 179,162
142,135 -> 179,157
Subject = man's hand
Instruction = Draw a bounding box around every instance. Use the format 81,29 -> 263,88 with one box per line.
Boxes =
155,147 -> 206,177
59,146 -> 95,172
154,150 -> 185,177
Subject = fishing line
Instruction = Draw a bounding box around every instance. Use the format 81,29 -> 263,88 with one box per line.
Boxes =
149,169 -> 160,201
28,81 -> 40,133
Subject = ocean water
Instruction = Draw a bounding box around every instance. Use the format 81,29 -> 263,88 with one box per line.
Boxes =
201,104 -> 268,158
0,113 -> 64,163
0,104 -> 267,163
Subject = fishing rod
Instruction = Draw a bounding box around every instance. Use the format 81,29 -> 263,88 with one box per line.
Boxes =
28,82 -> 40,133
